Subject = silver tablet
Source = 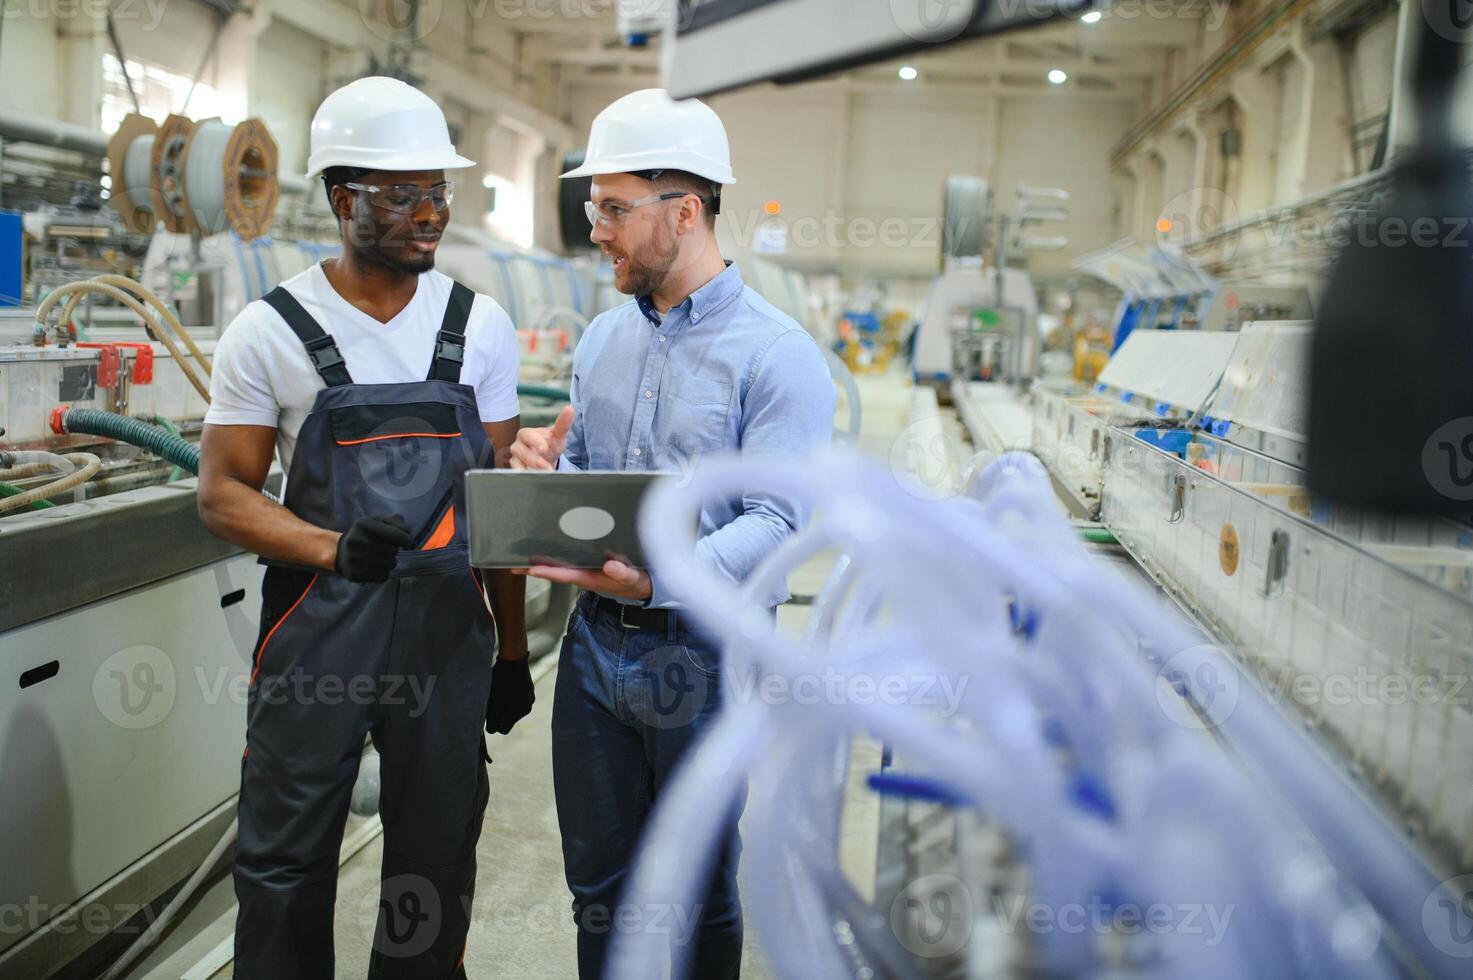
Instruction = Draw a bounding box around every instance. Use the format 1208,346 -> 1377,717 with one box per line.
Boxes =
465,470 -> 667,569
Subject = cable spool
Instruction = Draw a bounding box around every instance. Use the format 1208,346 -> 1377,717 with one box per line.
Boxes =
150,114 -> 196,235
941,174 -> 992,265
179,117 -> 279,242
106,113 -> 159,235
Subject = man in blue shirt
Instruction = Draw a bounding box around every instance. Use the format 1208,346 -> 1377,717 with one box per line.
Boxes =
510,89 -> 834,978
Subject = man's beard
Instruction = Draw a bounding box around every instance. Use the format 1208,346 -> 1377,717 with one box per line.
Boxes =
351,216 -> 437,275
369,249 -> 435,275
616,222 -> 679,296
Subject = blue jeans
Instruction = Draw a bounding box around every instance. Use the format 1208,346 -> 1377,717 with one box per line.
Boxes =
551,593 -> 744,980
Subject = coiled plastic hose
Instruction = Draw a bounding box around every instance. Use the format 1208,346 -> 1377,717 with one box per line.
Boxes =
56,408 -> 200,475
0,480 -> 55,510
0,451 -> 101,514
152,415 -> 187,482
604,450 -> 1394,980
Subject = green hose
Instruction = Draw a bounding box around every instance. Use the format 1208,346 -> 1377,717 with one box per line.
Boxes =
59,408 -> 200,476
517,383 -> 572,402
152,415 -> 187,482
0,480 -> 56,511
1078,526 -> 1118,545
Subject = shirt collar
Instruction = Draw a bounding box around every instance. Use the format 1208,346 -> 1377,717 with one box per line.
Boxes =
637,261 -> 744,326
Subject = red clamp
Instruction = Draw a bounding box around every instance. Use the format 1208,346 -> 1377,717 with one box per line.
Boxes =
49,405 -> 70,435
78,342 -> 155,385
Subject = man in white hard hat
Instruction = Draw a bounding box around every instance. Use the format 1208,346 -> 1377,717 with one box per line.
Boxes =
197,77 -> 532,978
510,89 -> 835,979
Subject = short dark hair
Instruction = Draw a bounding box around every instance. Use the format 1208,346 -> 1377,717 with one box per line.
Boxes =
321,166 -> 370,206
632,169 -> 721,230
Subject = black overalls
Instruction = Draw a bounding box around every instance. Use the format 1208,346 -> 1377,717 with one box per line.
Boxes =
234,282 -> 496,979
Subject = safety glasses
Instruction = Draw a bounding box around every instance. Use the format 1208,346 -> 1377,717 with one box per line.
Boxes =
344,181 -> 455,214
584,191 -> 689,228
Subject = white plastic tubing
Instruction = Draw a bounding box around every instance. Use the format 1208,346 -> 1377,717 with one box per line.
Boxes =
606,450 -> 1396,980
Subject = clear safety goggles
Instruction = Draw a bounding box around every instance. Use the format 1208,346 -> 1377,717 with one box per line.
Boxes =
584,191 -> 689,228
344,181 -> 455,214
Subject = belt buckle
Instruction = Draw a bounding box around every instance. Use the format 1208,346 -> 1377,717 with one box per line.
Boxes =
618,603 -> 640,630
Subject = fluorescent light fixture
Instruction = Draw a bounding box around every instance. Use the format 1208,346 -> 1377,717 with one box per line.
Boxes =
1081,11 -> 1102,23
898,65 -> 918,81
1048,68 -> 1068,84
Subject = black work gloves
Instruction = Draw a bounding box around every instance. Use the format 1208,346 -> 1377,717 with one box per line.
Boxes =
334,514 -> 412,582
485,656 -> 534,735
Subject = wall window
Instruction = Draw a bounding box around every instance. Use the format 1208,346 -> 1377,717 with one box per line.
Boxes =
482,173 -> 534,249
100,53 -> 244,134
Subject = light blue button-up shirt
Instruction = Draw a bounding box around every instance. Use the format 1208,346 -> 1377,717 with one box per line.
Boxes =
559,262 -> 835,608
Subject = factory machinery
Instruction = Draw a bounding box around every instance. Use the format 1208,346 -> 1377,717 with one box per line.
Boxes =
0,102 -> 840,977
928,320 -> 1473,977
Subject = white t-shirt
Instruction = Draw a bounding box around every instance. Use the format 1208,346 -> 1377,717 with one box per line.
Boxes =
205,263 -> 520,474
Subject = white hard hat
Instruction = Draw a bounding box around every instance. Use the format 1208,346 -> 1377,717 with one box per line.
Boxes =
305,76 -> 476,180
561,88 -> 736,185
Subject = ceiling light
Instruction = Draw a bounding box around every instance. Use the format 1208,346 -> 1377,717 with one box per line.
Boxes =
898,65 -> 918,81
1048,69 -> 1068,85
1082,11 -> 1102,24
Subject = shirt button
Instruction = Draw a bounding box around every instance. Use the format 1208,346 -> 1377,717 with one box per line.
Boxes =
692,313 -> 701,322
633,448 -> 643,457
658,336 -> 666,343
643,390 -> 653,398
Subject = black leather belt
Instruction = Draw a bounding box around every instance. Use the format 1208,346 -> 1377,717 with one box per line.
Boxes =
589,595 -> 674,631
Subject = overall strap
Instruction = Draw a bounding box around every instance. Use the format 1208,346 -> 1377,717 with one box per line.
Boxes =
262,287 -> 353,387
428,281 -> 474,383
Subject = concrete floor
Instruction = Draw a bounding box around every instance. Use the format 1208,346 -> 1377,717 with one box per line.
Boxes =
124,368 -> 917,980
